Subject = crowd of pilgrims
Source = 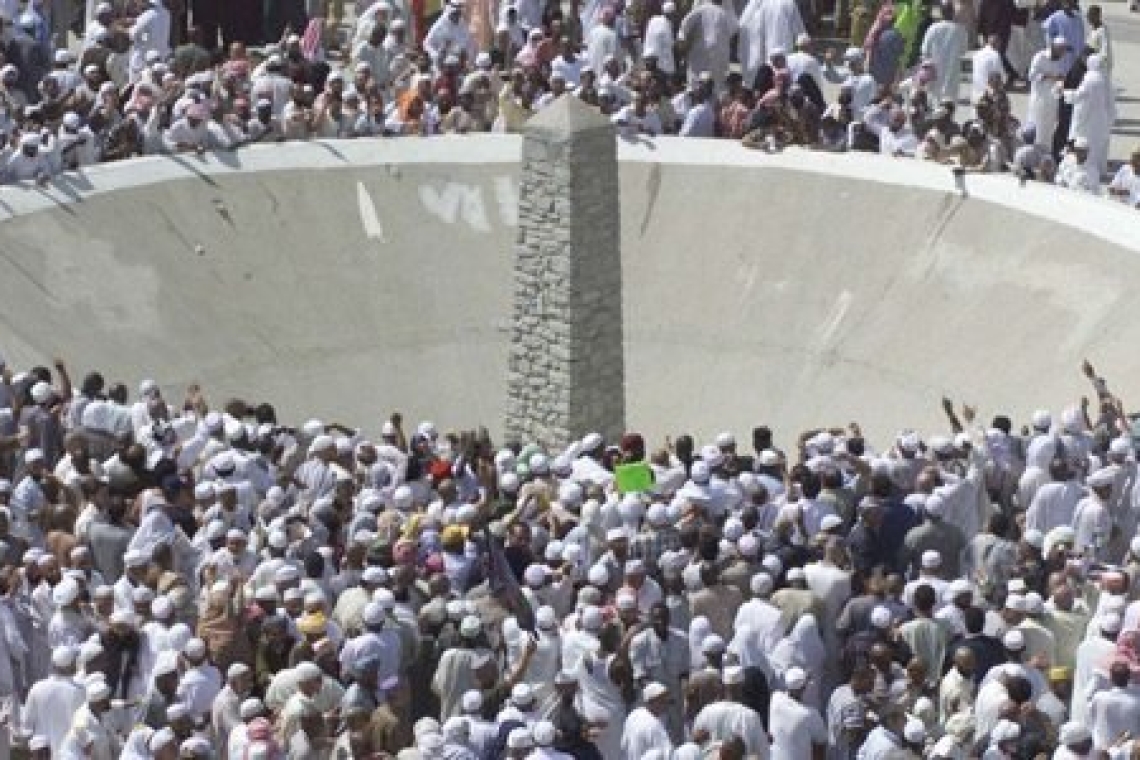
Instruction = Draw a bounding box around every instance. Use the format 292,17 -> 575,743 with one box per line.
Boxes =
6,353 -> 1140,759
0,0 -> 1133,200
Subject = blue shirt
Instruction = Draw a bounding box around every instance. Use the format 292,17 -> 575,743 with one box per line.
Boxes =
1043,9 -> 1085,74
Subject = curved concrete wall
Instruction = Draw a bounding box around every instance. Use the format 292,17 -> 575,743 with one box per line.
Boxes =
2,136 -> 1138,444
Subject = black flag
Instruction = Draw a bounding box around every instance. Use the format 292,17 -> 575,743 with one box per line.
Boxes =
482,526 -> 536,636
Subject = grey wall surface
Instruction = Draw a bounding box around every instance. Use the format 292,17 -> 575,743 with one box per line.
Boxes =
1,136 -> 1138,446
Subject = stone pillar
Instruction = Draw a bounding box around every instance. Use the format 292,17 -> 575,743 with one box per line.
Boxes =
505,95 -> 625,448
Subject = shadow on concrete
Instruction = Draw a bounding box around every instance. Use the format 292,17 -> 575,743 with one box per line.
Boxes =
311,140 -> 350,162
168,152 -> 221,187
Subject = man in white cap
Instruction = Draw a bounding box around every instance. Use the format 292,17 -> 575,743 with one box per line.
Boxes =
692,665 -> 769,757
803,537 -> 852,648
175,638 -> 221,720
139,651 -> 181,728
1073,468 -> 1113,558
1057,720 -> 1094,758
1072,611 -> 1120,725
1026,457 -> 1083,536
225,698 -> 266,760
332,566 -> 387,636
730,572 -> 785,671
902,491 -> 967,579
784,33 -> 824,96
736,0 -> 804,89
691,563 -> 745,640
422,0 -> 476,67
677,0 -> 737,91
898,584 -> 949,689
433,615 -> 485,719
529,719 -> 571,760
61,678 -> 120,760
903,551 -> 949,608
642,2 -> 677,79
1057,137 -> 1101,194
113,549 -> 151,613
629,602 -> 689,740
49,577 -> 94,647
458,690 -> 497,755
920,3 -> 968,104
212,663 -> 252,751
22,645 -> 84,754
10,449 -> 51,541
1026,36 -> 1069,150
294,435 -> 342,501
126,0 -> 170,81
768,666 -> 826,760
574,433 -> 614,490
970,35 -> 1006,109
1015,592 -> 1055,666
771,564 -> 824,633
339,601 -> 401,687
984,718 -> 1022,757
620,682 -> 673,759
1087,660 -> 1140,751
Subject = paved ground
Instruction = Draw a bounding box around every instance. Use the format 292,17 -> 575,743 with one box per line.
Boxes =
1,137 -> 1139,443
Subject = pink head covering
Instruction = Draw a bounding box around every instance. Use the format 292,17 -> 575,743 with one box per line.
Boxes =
301,17 -> 325,61
424,553 -> 445,573
247,719 -> 273,742
1114,631 -> 1140,679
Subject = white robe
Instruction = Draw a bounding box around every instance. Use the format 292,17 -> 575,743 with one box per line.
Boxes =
127,2 -> 171,83
1027,50 -> 1065,147
22,675 -> 86,754
60,705 -> 120,760
643,14 -> 676,74
1019,466 -> 1052,513
585,24 -> 619,80
693,702 -> 770,758
176,664 -> 222,720
971,44 -> 1004,105
1072,636 -> 1116,726
432,648 -> 480,720
921,20 -> 967,104
1026,481 -> 1083,535
575,653 -> 624,760
1089,686 -> 1140,751
1073,495 -> 1111,557
620,706 -> 672,760
787,50 -> 824,94
769,692 -> 827,760
1064,60 -> 1114,179
421,14 -> 476,65
729,598 -> 785,670
736,0 -> 805,88
678,3 -> 738,90
974,679 -> 1010,742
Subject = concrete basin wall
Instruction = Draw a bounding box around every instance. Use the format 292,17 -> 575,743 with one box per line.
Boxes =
1,136 -> 1137,444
